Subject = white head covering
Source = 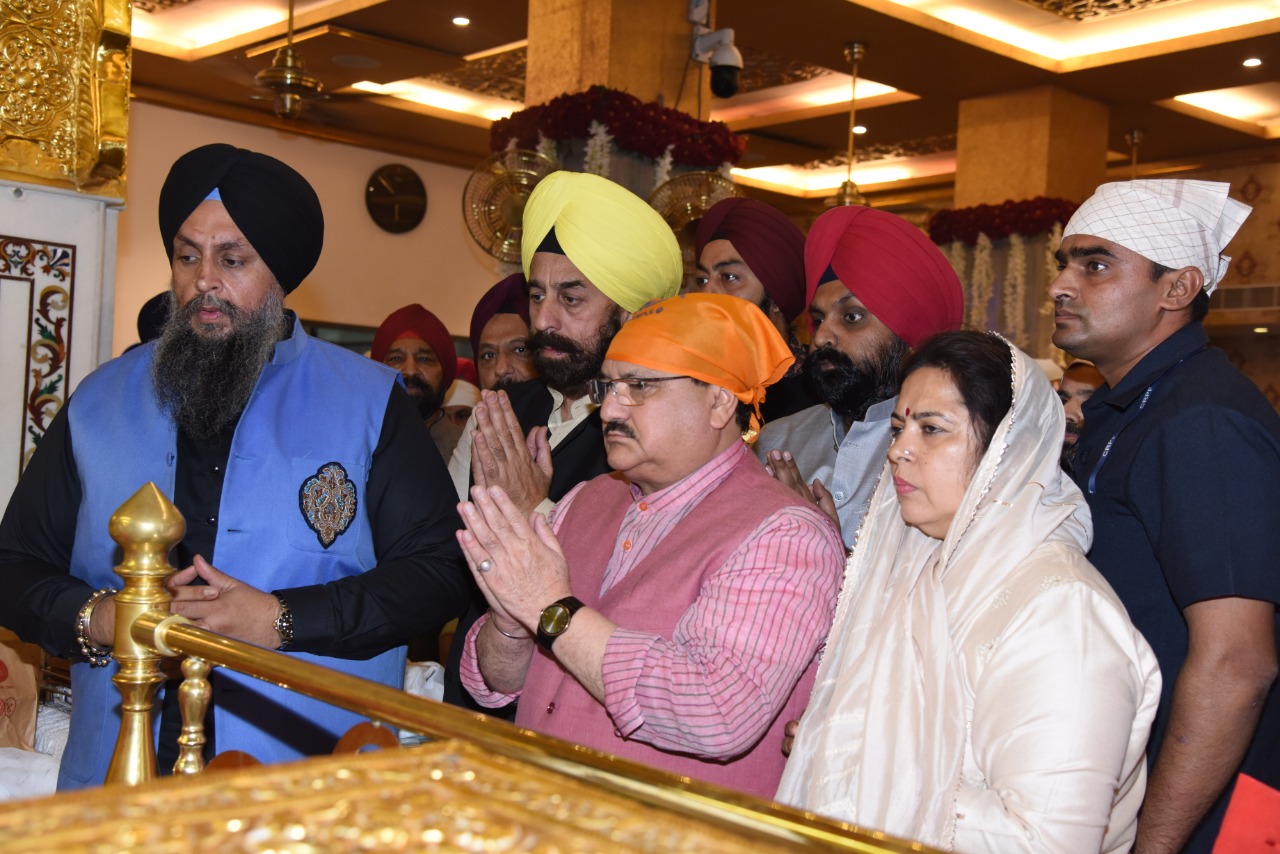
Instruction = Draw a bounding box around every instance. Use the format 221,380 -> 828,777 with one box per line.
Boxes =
1063,179 -> 1251,295
777,337 -> 1098,846
444,379 -> 480,409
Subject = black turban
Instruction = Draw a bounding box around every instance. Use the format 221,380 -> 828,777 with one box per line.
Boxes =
157,143 -> 324,294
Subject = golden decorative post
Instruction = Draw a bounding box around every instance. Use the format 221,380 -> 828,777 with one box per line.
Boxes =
173,656 -> 212,776
103,483 -> 186,786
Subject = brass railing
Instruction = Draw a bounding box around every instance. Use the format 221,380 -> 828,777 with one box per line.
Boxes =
95,482 -> 929,853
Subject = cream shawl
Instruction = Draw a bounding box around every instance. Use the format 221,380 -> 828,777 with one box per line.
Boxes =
776,339 -> 1098,847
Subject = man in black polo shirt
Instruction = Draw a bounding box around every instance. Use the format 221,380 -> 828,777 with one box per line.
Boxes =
1049,178 -> 1279,853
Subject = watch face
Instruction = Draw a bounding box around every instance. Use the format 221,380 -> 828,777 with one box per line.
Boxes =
365,164 -> 427,234
539,603 -> 572,636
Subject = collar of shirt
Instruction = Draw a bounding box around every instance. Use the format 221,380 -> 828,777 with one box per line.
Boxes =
546,386 -> 598,430
626,441 -> 750,514
1094,321 -> 1210,412
826,395 -> 898,447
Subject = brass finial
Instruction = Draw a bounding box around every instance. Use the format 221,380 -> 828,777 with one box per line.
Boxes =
104,483 -> 186,786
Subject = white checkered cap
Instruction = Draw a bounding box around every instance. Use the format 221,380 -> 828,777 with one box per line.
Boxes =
1064,179 -> 1252,295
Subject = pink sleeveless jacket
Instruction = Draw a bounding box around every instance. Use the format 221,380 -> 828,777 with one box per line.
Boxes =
515,453 -> 834,800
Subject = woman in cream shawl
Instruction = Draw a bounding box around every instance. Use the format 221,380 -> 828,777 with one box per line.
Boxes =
777,332 -> 1160,853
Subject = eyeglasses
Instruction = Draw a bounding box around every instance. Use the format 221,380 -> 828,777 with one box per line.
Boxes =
588,376 -> 693,406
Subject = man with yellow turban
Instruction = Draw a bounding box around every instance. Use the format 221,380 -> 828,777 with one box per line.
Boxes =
443,171 -> 681,712
454,293 -> 844,798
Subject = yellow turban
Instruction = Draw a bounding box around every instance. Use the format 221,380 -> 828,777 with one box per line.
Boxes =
605,293 -> 794,435
522,171 -> 682,313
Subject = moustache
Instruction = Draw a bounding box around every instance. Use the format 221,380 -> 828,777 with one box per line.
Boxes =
603,420 -> 636,439
402,375 -> 431,395
529,330 -> 586,358
1064,420 -> 1082,436
807,344 -> 852,371
181,293 -> 239,318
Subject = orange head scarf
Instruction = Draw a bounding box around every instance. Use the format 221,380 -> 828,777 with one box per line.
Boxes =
604,293 -> 794,438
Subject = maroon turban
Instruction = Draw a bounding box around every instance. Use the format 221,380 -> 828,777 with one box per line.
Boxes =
371,304 -> 458,389
468,273 -> 530,358
694,198 -> 807,322
804,206 -> 963,349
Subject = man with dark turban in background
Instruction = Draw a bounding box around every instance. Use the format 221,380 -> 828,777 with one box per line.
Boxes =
455,293 -> 843,798
0,144 -> 470,788
694,197 -> 818,423
371,303 -> 462,460
443,170 -> 682,712
469,273 -> 535,393
756,205 -> 964,548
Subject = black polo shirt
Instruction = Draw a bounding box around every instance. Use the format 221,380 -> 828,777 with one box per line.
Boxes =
1073,321 -> 1280,852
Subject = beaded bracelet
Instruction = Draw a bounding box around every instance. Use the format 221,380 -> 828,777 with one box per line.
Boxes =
76,587 -> 118,667
491,620 -> 532,641
272,593 -> 295,650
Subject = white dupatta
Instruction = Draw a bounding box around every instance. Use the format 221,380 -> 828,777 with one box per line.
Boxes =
776,339 -> 1092,849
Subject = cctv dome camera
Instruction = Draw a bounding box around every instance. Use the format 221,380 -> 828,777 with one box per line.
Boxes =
693,27 -> 744,99
710,63 -> 741,99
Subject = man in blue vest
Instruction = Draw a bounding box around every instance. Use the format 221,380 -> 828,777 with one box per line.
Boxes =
0,144 -> 470,789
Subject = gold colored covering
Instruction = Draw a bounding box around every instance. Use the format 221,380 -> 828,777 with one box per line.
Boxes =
0,0 -> 130,196
0,740 -> 921,853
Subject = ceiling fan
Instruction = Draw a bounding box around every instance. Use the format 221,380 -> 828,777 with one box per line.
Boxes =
253,0 -> 325,119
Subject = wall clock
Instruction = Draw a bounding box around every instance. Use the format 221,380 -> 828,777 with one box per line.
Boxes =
365,164 -> 427,233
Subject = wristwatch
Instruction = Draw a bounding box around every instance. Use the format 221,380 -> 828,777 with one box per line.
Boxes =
536,596 -> 585,652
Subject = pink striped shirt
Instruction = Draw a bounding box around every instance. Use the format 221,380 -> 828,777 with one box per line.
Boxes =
460,442 -> 843,760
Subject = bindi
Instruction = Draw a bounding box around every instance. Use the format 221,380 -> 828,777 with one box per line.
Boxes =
905,407 -> 911,417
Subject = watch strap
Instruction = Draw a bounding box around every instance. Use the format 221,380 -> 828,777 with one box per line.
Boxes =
536,595 -> 585,652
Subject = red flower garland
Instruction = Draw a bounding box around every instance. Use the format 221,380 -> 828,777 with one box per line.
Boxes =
490,86 -> 746,168
929,197 -> 1079,246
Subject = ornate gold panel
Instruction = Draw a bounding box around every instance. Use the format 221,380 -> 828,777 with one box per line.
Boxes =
0,741 -> 876,852
0,0 -> 130,196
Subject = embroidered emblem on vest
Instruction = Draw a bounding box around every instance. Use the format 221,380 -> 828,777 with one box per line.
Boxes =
299,462 -> 358,548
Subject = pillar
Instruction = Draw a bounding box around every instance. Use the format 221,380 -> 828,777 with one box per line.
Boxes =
526,0 -> 708,118
954,86 -> 1108,207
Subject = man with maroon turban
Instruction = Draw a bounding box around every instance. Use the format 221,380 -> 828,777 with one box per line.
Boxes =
694,197 -> 818,422
468,273 -> 535,393
757,205 -> 963,548
372,304 -> 461,460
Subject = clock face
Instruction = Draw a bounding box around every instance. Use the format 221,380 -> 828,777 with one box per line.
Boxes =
365,164 -> 427,234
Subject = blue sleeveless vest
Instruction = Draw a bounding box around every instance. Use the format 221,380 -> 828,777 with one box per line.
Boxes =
61,318 -> 404,789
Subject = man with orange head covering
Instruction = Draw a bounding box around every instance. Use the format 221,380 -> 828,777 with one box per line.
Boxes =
757,205 -> 963,547
455,293 -> 843,798
371,304 -> 461,459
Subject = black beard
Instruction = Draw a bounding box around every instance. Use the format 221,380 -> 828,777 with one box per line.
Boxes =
803,338 -> 908,423
152,289 -> 286,441
529,309 -> 623,397
402,375 -> 444,420
1060,441 -> 1079,476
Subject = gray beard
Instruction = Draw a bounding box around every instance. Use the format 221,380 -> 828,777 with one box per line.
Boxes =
152,288 -> 286,441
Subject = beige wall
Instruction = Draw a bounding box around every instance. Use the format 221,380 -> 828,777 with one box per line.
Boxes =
112,102 -> 501,354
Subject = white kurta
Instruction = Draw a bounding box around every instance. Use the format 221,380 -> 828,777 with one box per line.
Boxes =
777,340 -> 1160,854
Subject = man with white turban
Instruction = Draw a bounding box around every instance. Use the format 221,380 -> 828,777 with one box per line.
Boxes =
455,294 -> 842,797
443,170 -> 682,712
0,144 -> 470,787
1049,178 -> 1280,853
